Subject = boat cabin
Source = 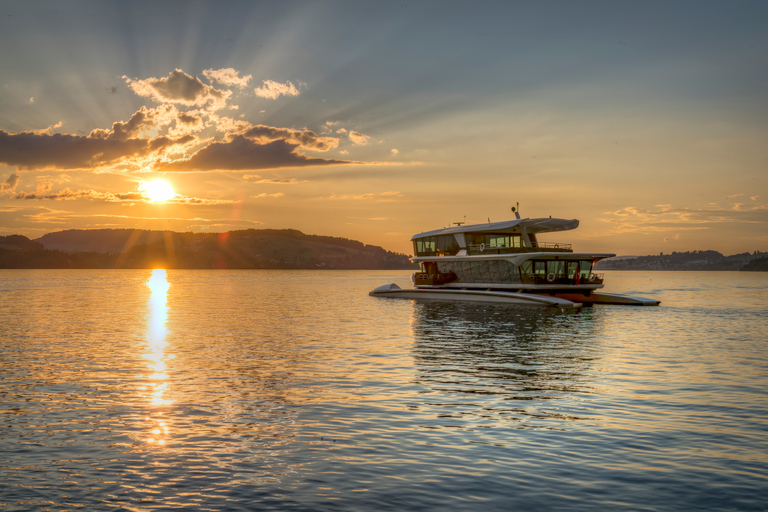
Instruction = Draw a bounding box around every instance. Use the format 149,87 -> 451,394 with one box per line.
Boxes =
412,217 -> 578,257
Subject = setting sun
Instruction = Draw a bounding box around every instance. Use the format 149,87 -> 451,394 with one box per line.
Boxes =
139,179 -> 175,202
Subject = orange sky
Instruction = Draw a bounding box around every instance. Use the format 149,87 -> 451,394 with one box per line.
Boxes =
1,1 -> 767,256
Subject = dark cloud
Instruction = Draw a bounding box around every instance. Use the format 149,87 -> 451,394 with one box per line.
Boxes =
177,112 -> 201,125
243,125 -> 339,152
148,134 -> 195,152
12,187 -> 236,205
14,188 -> 145,201
1,173 -> 19,192
159,136 -> 350,172
0,130 -> 149,170
0,128 -> 193,171
88,106 -> 172,141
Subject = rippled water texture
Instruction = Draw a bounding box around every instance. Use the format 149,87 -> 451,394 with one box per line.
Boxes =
1,270 -> 767,510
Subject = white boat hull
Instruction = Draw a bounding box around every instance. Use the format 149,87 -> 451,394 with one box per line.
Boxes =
369,284 -> 582,308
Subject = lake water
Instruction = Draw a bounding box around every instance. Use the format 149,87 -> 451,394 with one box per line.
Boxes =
1,270 -> 766,511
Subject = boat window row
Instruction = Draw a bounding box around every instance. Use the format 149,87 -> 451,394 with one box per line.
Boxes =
465,233 -> 524,250
519,260 -> 594,279
413,235 -> 460,257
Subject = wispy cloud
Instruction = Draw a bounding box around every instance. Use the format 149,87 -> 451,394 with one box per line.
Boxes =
243,175 -> 307,184
242,125 -> 339,152
348,131 -> 370,145
11,186 -> 236,205
0,173 -> 19,193
203,68 -> 252,88
324,191 -> 401,201
254,80 -> 301,100
596,200 -> 768,236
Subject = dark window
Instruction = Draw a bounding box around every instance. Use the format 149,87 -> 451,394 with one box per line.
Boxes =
413,235 -> 460,256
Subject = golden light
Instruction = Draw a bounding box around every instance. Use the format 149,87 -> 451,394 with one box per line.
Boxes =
139,179 -> 175,202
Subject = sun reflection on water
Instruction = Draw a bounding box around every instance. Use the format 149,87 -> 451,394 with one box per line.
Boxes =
143,269 -> 174,446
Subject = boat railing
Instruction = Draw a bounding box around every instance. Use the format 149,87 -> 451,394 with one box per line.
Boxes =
466,242 -> 572,255
533,242 -> 573,251
520,272 -> 604,285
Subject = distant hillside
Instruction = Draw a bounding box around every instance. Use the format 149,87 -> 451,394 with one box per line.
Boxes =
0,229 -> 417,270
740,255 -> 768,271
594,250 -> 768,271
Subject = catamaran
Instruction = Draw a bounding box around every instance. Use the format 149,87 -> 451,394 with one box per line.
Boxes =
370,207 -> 660,308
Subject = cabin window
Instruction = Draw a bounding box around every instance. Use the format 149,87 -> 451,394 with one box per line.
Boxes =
579,260 -> 594,278
413,235 -> 460,257
547,260 -> 566,276
465,233 -> 523,251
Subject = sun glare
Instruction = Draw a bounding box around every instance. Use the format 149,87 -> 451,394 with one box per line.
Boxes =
139,179 -> 175,202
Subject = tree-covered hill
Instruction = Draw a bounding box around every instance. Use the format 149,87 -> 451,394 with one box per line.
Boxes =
594,250 -> 768,271
0,229 -> 417,269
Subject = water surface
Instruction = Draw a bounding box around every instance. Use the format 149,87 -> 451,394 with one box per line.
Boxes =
1,270 -> 766,510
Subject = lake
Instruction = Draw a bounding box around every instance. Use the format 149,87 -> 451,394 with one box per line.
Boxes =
1,269 -> 766,511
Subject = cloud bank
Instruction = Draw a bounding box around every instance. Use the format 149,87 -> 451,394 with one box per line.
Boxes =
0,68 -> 358,176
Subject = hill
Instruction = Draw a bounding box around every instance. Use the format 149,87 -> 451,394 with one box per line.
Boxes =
740,255 -> 768,271
594,250 -> 768,271
0,229 -> 417,270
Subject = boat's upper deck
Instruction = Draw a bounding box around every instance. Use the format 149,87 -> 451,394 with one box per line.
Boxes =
411,217 -> 578,240
412,217 -> 580,257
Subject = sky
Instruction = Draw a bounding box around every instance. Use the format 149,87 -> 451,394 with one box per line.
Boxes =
1,0 -> 767,256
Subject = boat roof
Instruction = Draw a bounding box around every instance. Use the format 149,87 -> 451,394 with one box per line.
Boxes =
411,217 -> 579,240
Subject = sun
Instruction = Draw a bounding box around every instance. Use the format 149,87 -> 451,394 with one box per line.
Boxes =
139,179 -> 175,202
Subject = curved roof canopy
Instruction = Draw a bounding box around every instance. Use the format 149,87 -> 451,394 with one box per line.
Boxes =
411,218 -> 579,240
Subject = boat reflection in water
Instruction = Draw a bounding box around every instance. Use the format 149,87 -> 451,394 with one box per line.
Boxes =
409,301 -> 603,430
142,269 -> 173,446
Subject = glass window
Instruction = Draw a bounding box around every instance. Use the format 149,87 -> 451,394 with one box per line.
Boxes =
413,235 -> 459,256
547,261 -> 566,276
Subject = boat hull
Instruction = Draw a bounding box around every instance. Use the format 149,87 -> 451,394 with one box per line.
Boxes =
553,292 -> 660,306
369,284 -> 582,308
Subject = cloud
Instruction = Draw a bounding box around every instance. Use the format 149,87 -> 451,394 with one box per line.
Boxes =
88,106 -> 177,141
1,173 -> 19,193
598,202 -> 768,235
325,191 -> 401,200
30,121 -> 63,136
124,69 -> 231,109
253,192 -> 285,199
242,124 -> 339,151
348,131 -> 370,145
203,68 -> 252,88
391,148 -> 399,155
14,188 -> 145,202
254,80 -> 301,100
158,136 -> 351,172
0,128 -> 194,171
664,234 -> 680,242
29,97 -> 34,104
243,175 -> 307,184
11,186 -> 235,205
